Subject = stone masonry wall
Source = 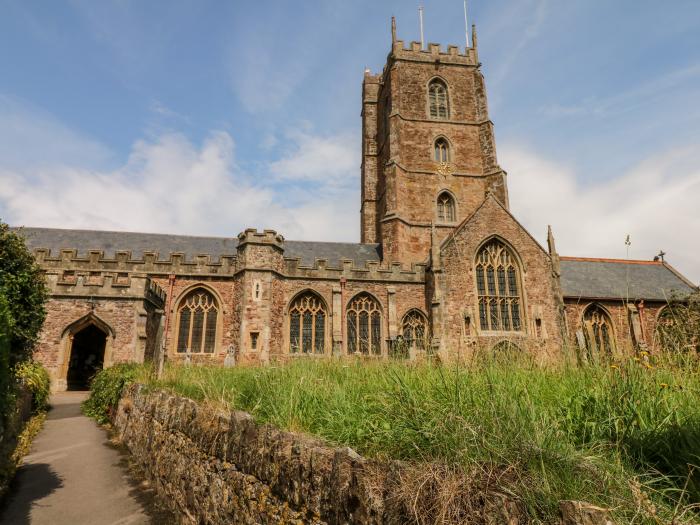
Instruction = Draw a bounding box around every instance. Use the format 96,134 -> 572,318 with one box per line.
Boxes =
114,384 -> 612,525
115,384 -> 525,525
563,300 -> 669,357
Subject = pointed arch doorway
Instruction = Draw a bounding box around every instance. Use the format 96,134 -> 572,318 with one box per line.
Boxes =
61,313 -> 114,391
67,324 -> 107,390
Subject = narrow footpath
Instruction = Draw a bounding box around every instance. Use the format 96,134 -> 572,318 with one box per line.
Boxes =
0,391 -> 164,525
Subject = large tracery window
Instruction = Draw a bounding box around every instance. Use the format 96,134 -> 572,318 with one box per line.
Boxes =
582,304 -> 615,358
289,292 -> 326,354
176,288 -> 219,354
437,192 -> 456,223
428,79 -> 449,119
347,293 -> 382,355
402,310 -> 429,351
475,239 -> 523,332
434,138 -> 450,163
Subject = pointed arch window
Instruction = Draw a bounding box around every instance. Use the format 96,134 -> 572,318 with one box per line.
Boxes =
176,288 -> 219,354
434,138 -> 450,163
437,192 -> 456,223
475,239 -> 523,332
347,293 -> 382,355
582,304 -> 615,358
429,79 -> 449,119
401,310 -> 429,351
289,292 -> 327,354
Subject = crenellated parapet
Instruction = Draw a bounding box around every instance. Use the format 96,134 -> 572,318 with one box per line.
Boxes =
283,256 -> 426,283
236,228 -> 285,249
390,39 -> 478,67
44,268 -> 165,308
32,248 -> 238,277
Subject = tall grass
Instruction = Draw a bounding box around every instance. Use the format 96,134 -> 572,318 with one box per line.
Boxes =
143,355 -> 700,523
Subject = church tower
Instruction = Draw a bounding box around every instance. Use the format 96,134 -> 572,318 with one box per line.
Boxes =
361,20 -> 509,266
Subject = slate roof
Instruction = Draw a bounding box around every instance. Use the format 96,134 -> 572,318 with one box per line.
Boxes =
560,257 -> 696,301
14,227 -> 381,268
12,227 -> 696,300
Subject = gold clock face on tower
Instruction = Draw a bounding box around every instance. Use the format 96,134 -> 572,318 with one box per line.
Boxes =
436,162 -> 454,176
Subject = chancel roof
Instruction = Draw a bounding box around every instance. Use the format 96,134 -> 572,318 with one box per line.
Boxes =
15,227 -> 382,269
560,257 -> 696,301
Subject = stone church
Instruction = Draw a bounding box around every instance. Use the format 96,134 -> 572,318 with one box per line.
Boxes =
15,22 -> 696,390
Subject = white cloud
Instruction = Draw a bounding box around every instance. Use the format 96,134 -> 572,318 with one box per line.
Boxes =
503,144 -> 700,284
0,126 -> 360,243
269,131 -> 358,186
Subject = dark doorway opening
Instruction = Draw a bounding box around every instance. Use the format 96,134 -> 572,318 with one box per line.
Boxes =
67,324 -> 107,390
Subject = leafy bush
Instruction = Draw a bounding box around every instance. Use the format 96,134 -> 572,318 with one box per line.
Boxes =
82,363 -> 144,424
15,361 -> 51,411
0,293 -> 13,434
0,222 -> 48,367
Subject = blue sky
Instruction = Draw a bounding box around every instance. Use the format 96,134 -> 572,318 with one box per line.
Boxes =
0,0 -> 699,282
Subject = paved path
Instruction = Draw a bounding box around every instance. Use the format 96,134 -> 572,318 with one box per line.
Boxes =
0,391 -> 159,525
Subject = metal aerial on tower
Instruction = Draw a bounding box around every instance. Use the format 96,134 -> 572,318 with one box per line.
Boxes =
464,0 -> 470,48
418,4 -> 425,49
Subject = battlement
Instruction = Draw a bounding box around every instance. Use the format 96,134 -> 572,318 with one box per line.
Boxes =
282,255 -> 426,283
390,38 -> 478,66
236,228 -> 285,248
45,268 -> 165,307
33,248 -> 238,276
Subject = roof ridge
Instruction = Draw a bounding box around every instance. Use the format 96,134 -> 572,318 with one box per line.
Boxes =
560,256 -> 662,265
15,226 -> 236,241
14,226 -> 376,247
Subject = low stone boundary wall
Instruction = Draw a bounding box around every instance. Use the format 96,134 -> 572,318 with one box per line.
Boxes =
113,384 -> 611,524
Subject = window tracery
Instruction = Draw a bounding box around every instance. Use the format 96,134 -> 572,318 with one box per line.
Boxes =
434,138 -> 450,163
401,310 -> 429,352
582,304 -> 615,358
437,192 -> 456,223
347,293 -> 382,355
475,239 -> 523,332
428,79 -> 449,119
289,292 -> 326,354
176,288 -> 218,354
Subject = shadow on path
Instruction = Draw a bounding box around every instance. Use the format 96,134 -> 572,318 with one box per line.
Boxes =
0,463 -> 63,525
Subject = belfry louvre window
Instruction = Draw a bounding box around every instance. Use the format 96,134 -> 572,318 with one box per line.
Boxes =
289,292 -> 326,354
347,293 -> 382,355
475,239 -> 523,332
434,138 -> 450,163
437,192 -> 456,223
582,304 -> 615,357
176,289 -> 218,353
428,79 -> 449,119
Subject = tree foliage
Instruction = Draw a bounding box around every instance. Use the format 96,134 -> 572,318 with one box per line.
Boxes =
0,222 -> 48,366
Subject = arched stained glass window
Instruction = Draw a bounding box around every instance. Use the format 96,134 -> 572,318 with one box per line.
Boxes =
434,138 -> 450,163
347,293 -> 382,355
402,310 -> 429,351
429,79 -> 449,119
582,304 -> 615,358
176,289 -> 219,353
437,192 -> 456,223
475,239 -> 523,332
289,292 -> 326,354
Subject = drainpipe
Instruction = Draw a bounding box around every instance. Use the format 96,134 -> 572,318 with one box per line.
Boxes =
340,277 -> 347,355
162,274 -> 176,352
637,300 -> 647,346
